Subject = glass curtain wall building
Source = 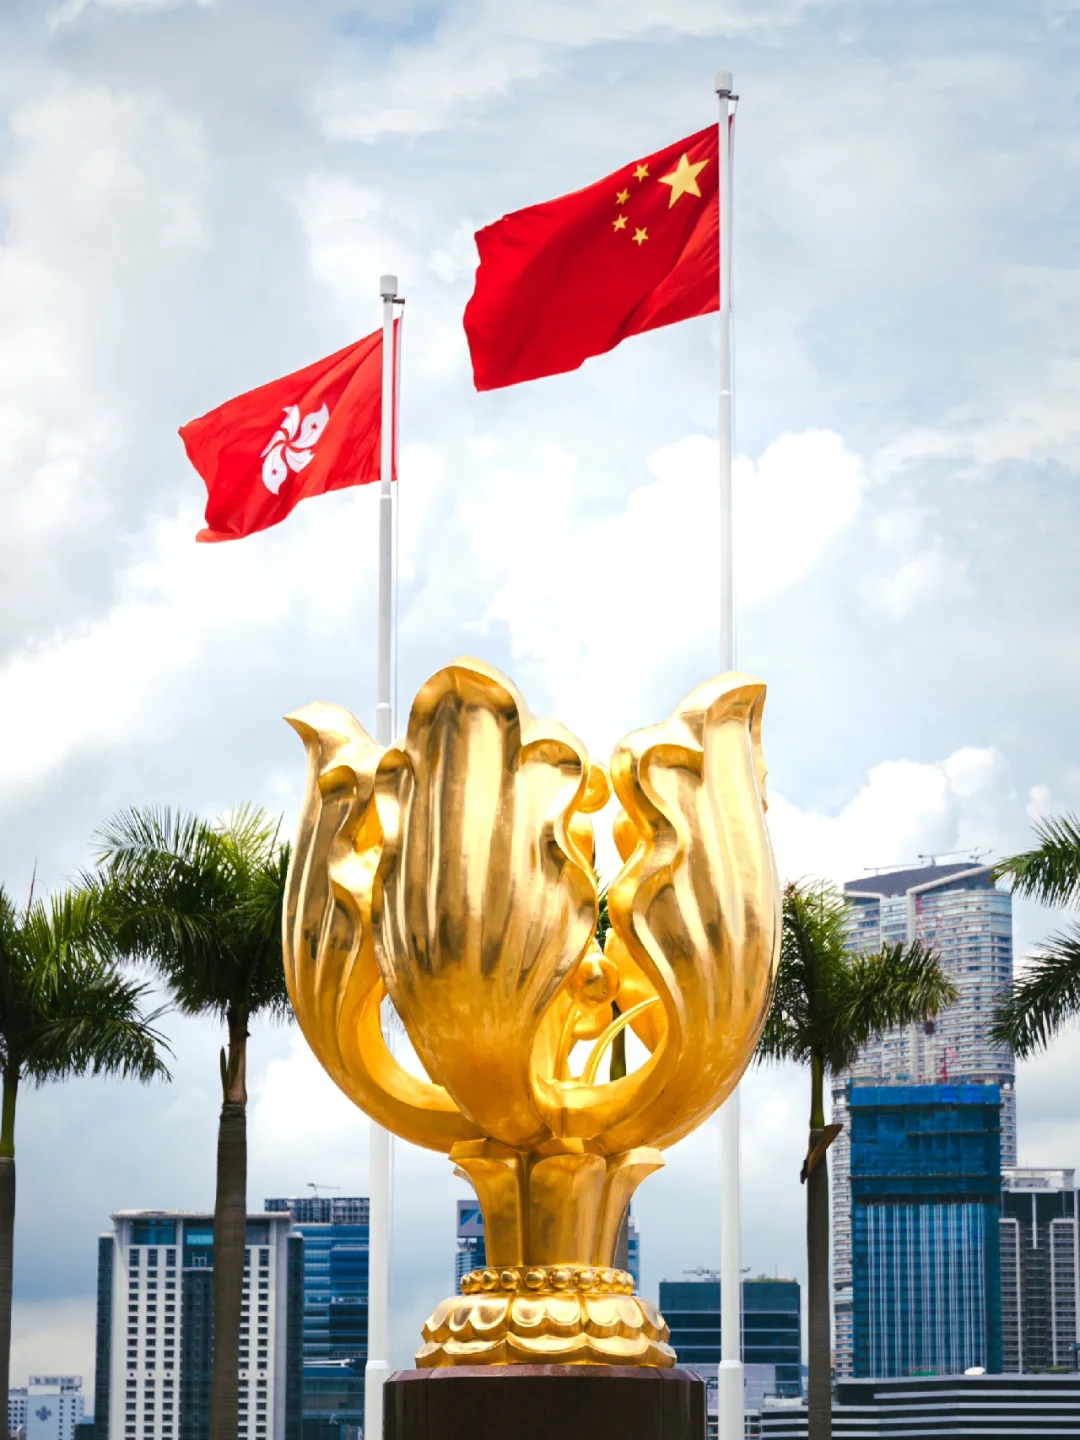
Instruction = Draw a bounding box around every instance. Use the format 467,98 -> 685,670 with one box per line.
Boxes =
659,1275 -> 802,1436
848,1083 -> 1003,1378
831,863 -> 1014,1377
263,1198 -> 369,1440
1000,1168 -> 1080,1372
93,1211 -> 301,1440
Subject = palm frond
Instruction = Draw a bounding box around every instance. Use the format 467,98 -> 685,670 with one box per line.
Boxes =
28,964 -> 172,1084
757,882 -> 848,1067
995,814 -> 1080,909
95,804 -> 292,1022
990,923 -> 1080,1057
826,940 -> 957,1074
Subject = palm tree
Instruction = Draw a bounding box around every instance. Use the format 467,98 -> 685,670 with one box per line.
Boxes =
756,881 -> 956,1440
992,813 -> 1080,1055
0,883 -> 169,1430
95,806 -> 291,1440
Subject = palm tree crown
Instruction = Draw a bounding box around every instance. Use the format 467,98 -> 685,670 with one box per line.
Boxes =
94,804 -> 291,1026
992,813 -> 1080,1056
0,881 -> 169,1439
760,882 -> 958,1088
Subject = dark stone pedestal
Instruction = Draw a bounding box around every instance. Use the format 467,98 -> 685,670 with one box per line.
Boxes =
383,1365 -> 705,1440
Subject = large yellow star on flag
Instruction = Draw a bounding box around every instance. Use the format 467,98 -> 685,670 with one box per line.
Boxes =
659,153 -> 708,207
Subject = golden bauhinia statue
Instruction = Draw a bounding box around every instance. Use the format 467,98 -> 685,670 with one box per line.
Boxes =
283,657 -> 781,1368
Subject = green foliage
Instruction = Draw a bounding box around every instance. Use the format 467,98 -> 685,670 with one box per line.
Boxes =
992,811 -> 1080,1055
994,813 -> 1080,909
0,881 -> 169,1090
757,881 -> 957,1081
94,803 -> 293,1025
991,924 -> 1080,1057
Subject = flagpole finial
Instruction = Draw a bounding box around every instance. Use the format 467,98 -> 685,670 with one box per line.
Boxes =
380,274 -> 399,300
715,70 -> 734,97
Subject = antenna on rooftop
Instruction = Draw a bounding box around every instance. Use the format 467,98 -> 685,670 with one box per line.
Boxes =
916,849 -> 992,866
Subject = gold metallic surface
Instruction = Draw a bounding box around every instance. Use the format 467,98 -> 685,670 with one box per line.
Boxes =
284,658 -> 780,1367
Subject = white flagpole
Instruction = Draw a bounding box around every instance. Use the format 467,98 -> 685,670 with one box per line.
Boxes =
365,271 -> 398,1440
715,71 -> 744,1440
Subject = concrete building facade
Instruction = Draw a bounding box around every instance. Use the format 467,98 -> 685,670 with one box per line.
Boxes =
1000,1168 -> 1080,1373
93,1211 -> 302,1440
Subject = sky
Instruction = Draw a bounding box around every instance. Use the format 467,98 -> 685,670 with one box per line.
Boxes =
2,0 -> 1080,1397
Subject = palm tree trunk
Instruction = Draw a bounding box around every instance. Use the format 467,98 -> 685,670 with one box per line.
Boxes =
210,1013 -> 248,1440
807,1054 -> 832,1440
0,1069 -> 18,1440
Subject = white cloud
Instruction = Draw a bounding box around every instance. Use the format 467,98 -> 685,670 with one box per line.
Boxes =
769,745 -> 1016,886
440,426 -> 868,744
10,1299 -> 96,1393
49,0 -> 212,30
315,0 -> 826,142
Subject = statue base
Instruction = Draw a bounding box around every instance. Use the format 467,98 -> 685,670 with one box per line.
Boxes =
383,1365 -> 706,1440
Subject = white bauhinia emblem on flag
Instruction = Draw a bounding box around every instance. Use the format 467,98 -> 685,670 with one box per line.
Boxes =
260,402 -> 330,493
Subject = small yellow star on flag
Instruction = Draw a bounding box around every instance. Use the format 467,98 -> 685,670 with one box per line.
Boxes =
659,153 -> 708,207
613,214 -> 628,231
634,164 -> 649,181
632,227 -> 648,245
616,188 -> 630,204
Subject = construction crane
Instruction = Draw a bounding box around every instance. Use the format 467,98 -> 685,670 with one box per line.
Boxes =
306,1182 -> 341,1198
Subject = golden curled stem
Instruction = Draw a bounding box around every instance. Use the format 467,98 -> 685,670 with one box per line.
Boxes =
581,998 -> 660,1086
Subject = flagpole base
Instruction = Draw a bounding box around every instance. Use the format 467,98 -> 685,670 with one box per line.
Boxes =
383,1366 -> 706,1440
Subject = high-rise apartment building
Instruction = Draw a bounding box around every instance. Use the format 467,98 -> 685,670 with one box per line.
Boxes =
1000,1168 -> 1080,1372
848,1083 -> 1002,1378
832,862 -> 1014,1377
263,1198 -> 368,1440
93,1211 -> 302,1440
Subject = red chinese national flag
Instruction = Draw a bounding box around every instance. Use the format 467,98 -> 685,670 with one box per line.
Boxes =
181,327 -> 390,543
464,125 -> 719,391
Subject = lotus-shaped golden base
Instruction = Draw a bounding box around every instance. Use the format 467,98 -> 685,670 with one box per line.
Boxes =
418,1269 -> 675,1367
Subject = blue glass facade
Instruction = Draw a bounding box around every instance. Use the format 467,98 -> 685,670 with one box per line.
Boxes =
849,1083 -> 1002,1377
658,1279 -> 802,1396
455,1201 -> 486,1293
263,1198 -> 368,1440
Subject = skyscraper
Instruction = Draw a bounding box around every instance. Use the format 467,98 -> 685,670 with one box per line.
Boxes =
263,1198 -> 368,1440
93,1211 -> 302,1440
1000,1168 -> 1080,1372
659,1275 -> 803,1437
832,862 -> 1014,1377
848,1082 -> 1002,1378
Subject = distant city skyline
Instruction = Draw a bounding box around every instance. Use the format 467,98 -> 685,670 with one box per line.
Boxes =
832,860 -> 1015,1377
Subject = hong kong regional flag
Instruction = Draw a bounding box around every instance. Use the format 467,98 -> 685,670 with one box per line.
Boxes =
181,328 -> 389,542
464,125 -> 719,391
